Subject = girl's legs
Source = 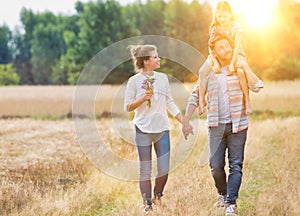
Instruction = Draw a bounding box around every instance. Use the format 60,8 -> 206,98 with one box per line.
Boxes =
198,56 -> 213,115
236,68 -> 252,115
236,56 -> 264,92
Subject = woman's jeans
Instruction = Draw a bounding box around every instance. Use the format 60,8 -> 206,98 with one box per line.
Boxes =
208,123 -> 247,204
135,126 -> 170,203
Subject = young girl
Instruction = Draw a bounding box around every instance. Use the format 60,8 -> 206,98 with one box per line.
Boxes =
124,44 -> 182,215
198,1 -> 263,115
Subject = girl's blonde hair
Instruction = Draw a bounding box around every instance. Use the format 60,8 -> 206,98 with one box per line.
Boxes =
128,45 -> 157,72
209,1 -> 235,31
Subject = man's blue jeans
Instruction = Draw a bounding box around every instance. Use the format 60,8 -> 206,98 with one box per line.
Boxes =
135,126 -> 170,202
208,123 -> 247,204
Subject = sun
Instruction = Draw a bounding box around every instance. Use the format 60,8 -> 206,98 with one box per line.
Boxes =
230,0 -> 278,28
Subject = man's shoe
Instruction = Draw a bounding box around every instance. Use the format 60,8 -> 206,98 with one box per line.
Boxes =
214,195 -> 227,208
225,204 -> 237,216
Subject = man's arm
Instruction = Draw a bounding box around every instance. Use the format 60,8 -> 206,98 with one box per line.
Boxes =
184,103 -> 197,122
182,60 -> 211,139
182,83 -> 199,139
182,106 -> 196,140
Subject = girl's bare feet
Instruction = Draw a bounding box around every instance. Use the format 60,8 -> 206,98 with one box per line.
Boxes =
245,103 -> 252,115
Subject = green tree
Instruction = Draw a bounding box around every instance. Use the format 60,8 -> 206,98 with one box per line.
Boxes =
123,0 -> 166,35
0,64 -> 20,85
12,9 -> 36,84
164,0 -> 211,52
51,12 -> 82,84
162,0 -> 212,82
31,20 -> 66,84
51,29 -> 81,84
0,25 -> 12,64
13,9 -> 72,84
11,0 -> 300,84
264,55 -> 300,81
63,0 -> 137,84
77,0 -> 124,60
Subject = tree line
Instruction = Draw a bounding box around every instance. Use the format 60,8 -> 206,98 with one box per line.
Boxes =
0,0 -> 300,85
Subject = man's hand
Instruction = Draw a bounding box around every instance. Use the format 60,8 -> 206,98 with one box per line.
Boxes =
182,118 -> 194,140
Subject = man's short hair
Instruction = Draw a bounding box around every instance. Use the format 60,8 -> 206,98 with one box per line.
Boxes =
209,32 -> 233,51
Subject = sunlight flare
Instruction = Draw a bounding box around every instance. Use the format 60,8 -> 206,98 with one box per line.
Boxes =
230,0 -> 279,28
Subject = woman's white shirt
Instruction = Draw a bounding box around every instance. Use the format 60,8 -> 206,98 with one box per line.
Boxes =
124,71 -> 180,133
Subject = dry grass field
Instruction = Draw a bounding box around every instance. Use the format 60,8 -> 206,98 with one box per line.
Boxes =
0,81 -> 299,117
0,81 -> 300,215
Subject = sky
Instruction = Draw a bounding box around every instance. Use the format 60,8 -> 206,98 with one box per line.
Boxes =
0,0 -> 82,29
0,0 -> 138,30
0,0 -> 197,30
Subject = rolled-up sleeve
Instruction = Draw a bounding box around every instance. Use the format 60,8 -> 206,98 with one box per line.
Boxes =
188,81 -> 200,107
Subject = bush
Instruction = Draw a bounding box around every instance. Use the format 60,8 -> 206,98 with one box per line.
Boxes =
0,64 -> 20,85
67,71 -> 80,85
263,55 -> 300,81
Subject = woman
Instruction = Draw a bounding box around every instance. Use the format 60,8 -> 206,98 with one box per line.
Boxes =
124,44 -> 182,214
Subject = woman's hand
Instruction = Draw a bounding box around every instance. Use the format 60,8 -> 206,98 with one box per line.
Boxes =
182,117 -> 194,140
127,92 -> 153,111
142,92 -> 153,101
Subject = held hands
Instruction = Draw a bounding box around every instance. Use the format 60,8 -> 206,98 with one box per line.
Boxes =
182,118 -> 194,140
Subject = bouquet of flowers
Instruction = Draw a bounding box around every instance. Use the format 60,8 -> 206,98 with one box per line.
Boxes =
141,76 -> 155,107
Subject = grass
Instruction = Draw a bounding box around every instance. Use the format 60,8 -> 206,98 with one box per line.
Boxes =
1,158 -> 89,214
1,117 -> 299,215
0,81 -> 300,215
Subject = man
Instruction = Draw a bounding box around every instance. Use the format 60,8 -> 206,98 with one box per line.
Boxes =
182,33 -> 262,216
